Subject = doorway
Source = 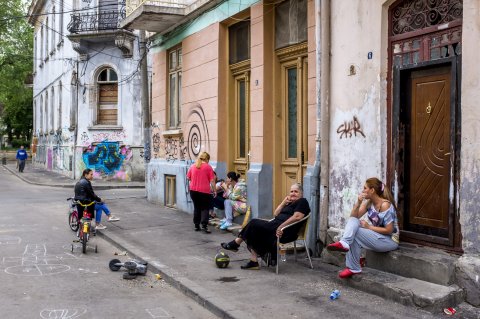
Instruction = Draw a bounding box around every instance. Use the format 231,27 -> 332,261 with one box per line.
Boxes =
274,43 -> 308,205
393,59 -> 461,249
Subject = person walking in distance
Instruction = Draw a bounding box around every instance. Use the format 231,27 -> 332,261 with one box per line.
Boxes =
187,152 -> 216,233
16,145 -> 28,173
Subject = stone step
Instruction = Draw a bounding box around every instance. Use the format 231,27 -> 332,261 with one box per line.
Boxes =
336,267 -> 464,313
365,242 -> 458,286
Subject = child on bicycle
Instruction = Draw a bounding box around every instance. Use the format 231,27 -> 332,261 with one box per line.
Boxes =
74,169 -> 101,221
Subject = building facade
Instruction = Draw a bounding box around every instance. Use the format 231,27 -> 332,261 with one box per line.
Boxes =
28,0 -> 145,181
123,0 -> 479,306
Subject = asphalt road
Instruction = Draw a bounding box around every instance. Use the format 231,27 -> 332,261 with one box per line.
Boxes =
0,167 -> 216,319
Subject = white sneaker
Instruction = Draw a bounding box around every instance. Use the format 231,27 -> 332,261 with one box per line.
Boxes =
108,216 -> 120,222
96,224 -> 107,230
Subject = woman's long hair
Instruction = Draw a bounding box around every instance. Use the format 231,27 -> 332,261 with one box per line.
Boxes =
365,177 -> 397,210
195,152 -> 210,169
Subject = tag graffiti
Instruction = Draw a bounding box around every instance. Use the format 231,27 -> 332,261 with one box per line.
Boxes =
336,116 -> 366,139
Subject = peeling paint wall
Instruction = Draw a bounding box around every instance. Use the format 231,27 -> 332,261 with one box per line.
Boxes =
328,1 -> 387,228
459,0 -> 480,256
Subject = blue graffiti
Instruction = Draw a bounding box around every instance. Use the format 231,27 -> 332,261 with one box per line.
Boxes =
83,141 -> 125,175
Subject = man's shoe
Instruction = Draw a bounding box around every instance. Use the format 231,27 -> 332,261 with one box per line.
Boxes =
202,226 -> 211,234
221,241 -> 239,252
96,224 -> 107,230
339,268 -> 361,278
241,260 -> 259,270
327,242 -> 349,252
194,225 -> 201,231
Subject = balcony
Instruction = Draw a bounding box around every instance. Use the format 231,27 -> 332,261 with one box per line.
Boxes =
67,1 -> 136,59
121,0 -> 213,33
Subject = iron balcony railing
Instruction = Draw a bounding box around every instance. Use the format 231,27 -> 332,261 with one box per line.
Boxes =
67,4 -> 126,33
126,0 -> 188,16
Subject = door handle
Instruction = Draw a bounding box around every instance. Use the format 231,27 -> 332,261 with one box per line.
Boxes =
426,102 -> 432,114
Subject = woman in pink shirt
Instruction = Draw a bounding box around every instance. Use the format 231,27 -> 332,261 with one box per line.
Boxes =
187,152 -> 216,233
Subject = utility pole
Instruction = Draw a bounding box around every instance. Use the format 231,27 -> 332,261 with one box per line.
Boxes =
139,30 -> 151,167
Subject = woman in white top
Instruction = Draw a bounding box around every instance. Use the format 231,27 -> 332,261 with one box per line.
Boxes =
327,177 -> 399,278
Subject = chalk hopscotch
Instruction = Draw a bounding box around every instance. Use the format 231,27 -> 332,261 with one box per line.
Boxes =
40,308 -> 87,319
3,244 -> 74,276
0,235 -> 21,245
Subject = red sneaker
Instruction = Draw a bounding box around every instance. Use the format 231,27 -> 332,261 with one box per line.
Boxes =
339,268 -> 361,278
326,242 -> 349,252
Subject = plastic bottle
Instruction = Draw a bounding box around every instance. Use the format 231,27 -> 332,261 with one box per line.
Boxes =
329,290 -> 341,300
279,247 -> 287,262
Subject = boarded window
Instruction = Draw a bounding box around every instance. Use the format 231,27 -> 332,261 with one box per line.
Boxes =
97,68 -> 118,125
165,175 -> 176,207
275,0 -> 307,50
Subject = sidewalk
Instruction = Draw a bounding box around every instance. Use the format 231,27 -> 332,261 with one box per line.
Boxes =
3,163 -> 477,319
3,162 -> 144,189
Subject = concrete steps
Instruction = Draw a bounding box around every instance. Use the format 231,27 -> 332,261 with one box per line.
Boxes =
334,267 -> 464,312
365,242 -> 458,286
323,231 -> 465,312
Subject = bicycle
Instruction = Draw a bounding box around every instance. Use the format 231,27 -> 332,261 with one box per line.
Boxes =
67,197 -> 79,232
70,200 -> 98,254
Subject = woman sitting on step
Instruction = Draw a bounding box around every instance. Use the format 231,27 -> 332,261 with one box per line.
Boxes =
220,183 -> 310,270
327,177 -> 399,278
218,172 -> 247,230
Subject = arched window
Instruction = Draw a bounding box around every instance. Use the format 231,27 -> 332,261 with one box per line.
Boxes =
97,67 -> 118,125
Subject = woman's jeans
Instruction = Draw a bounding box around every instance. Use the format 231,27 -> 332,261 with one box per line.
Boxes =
340,217 -> 398,272
95,202 -> 111,223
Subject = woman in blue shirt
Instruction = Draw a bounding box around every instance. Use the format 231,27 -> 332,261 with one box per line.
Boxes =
327,177 -> 399,278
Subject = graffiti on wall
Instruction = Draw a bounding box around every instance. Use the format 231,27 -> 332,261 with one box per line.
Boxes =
336,116 -> 366,139
79,130 -> 127,146
155,103 -> 210,162
82,141 -> 132,177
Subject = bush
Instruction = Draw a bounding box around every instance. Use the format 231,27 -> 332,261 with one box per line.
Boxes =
10,139 -> 30,149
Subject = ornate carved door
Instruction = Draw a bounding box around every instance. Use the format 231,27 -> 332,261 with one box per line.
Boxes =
407,67 -> 451,235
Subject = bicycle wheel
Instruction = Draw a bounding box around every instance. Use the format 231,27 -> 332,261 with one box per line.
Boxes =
69,211 -> 79,232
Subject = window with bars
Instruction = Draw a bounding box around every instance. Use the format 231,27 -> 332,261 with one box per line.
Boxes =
97,68 -> 118,125
165,175 -> 176,207
168,47 -> 182,129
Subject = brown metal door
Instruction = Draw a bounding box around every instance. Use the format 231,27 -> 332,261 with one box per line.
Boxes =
408,68 -> 451,233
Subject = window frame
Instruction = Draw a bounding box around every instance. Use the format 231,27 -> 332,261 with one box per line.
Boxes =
167,46 -> 182,129
96,67 -> 119,126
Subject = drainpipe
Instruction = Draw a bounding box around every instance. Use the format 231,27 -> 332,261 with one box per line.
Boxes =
72,61 -> 79,180
316,0 -> 330,245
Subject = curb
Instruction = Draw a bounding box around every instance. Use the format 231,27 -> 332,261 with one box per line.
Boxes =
2,164 -> 145,190
97,230 -> 252,319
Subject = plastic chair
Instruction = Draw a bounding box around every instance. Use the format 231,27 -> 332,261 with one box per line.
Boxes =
276,214 -> 314,274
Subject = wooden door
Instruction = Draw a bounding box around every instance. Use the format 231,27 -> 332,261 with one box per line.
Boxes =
406,67 -> 452,237
274,48 -> 308,205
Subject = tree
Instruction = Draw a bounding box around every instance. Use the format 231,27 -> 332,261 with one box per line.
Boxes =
0,0 -> 33,145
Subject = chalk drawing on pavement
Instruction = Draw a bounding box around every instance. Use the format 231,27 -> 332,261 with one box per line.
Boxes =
3,244 -> 71,276
40,308 -> 87,319
146,307 -> 171,318
0,235 -> 21,245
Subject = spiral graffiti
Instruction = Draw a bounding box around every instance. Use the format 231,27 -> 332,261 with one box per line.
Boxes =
188,124 -> 201,158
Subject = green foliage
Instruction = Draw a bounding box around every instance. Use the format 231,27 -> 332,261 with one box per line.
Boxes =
0,0 -> 34,142
11,138 -> 30,149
